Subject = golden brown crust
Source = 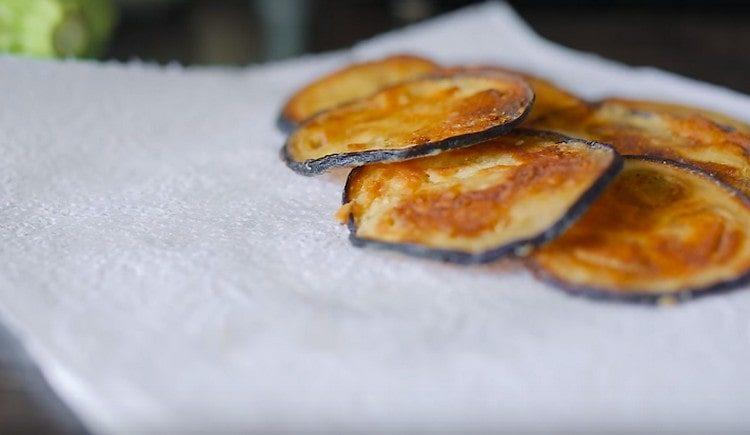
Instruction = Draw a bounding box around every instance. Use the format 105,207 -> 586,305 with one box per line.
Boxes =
342,130 -> 619,262
436,65 -> 587,123
602,98 -> 750,134
531,99 -> 750,196
281,54 -> 439,125
284,73 -> 534,174
530,158 -> 750,298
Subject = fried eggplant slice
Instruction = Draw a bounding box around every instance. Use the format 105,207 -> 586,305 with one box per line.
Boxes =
531,98 -> 750,196
605,98 -> 750,134
283,74 -> 534,175
340,130 -> 621,263
279,54 -> 439,130
530,157 -> 750,303
436,65 -> 586,123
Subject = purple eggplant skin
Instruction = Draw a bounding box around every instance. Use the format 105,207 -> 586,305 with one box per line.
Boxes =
276,113 -> 297,135
341,129 -> 623,264
527,259 -> 750,305
281,95 -> 535,176
526,156 -> 750,305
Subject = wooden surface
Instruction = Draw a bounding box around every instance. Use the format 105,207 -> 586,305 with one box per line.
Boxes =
3,3 -> 750,434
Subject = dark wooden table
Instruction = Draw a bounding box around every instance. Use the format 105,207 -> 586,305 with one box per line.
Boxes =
3,3 -> 749,434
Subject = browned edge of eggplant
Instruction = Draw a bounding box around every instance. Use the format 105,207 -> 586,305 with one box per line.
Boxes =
526,155 -> 750,305
340,129 -> 623,264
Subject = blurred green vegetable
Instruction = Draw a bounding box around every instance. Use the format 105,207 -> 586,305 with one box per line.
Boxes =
0,0 -> 116,58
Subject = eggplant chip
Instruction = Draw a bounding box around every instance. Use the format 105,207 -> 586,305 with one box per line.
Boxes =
437,65 -> 586,123
283,74 -> 534,175
279,54 -> 439,130
340,130 -> 621,263
604,99 -> 750,135
529,157 -> 750,303
531,98 -> 750,196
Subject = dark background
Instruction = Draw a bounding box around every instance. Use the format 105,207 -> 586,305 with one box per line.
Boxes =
3,1 -> 750,433
106,0 -> 750,93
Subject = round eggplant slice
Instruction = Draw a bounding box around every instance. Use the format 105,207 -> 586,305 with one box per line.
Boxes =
283,74 -> 534,175
530,98 -> 750,196
278,54 -> 439,130
436,65 -> 586,123
603,98 -> 750,135
340,130 -> 621,263
529,157 -> 750,303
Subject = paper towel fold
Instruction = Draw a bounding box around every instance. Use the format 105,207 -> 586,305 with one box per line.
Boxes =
1,2 -> 750,433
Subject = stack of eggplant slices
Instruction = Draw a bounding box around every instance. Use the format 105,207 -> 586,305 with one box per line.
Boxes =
279,54 -> 750,304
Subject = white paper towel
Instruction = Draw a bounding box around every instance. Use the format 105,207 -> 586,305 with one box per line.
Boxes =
2,2 -> 750,433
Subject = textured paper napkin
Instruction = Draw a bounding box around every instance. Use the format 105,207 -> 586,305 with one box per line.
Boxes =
2,2 -> 750,433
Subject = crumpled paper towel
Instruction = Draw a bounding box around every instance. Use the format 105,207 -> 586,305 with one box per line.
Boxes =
2,2 -> 750,433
